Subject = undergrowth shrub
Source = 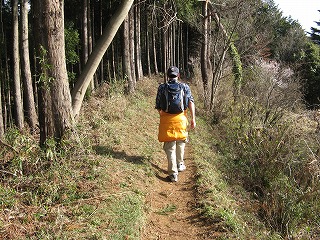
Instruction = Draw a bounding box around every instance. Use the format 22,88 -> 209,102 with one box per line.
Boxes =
0,78 -> 151,238
217,62 -> 320,238
0,127 -> 96,238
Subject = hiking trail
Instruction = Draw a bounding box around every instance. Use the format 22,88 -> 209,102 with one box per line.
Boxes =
141,144 -> 217,239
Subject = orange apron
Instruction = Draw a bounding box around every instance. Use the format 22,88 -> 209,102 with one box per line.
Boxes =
158,111 -> 188,142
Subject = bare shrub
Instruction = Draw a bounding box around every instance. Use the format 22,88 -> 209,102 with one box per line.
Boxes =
218,61 -> 320,238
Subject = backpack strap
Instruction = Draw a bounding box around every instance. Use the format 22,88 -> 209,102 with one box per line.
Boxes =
180,84 -> 185,111
164,83 -> 169,112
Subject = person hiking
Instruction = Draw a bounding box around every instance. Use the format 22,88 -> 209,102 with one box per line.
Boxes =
155,66 -> 196,182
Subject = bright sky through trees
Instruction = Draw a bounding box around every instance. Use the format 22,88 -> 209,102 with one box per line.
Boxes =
274,0 -> 319,32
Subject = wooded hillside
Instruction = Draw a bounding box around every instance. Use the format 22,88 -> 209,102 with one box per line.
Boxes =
0,0 -> 320,239
0,0 -> 319,141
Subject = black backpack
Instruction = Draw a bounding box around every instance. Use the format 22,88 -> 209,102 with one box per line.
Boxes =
161,82 -> 186,114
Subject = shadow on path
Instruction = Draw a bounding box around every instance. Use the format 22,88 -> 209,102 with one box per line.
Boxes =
92,145 -> 146,164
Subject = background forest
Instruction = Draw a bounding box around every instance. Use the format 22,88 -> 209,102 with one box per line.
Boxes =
1,0 -> 320,239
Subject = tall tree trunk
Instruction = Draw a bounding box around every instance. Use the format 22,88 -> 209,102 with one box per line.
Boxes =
36,0 -> 74,141
185,25 -> 191,79
99,0 -> 104,82
32,1 -> 54,144
87,0 -> 95,90
200,0 -> 210,108
82,0 -> 89,68
210,46 -> 228,110
123,15 -> 134,93
171,23 -> 176,66
168,24 -> 172,66
210,9 -> 242,107
145,4 -> 151,77
152,24 -> 158,75
179,22 -> 185,76
38,80 -> 53,145
0,1 -> 5,137
12,0 -> 24,129
177,22 -> 181,69
129,8 -> 136,85
162,3 -> 168,82
46,0 -> 74,140
72,0 -> 134,118
0,80 -> 4,138
201,0 -> 210,109
82,0 -> 95,91
21,0 -> 38,132
4,41 -> 12,129
111,42 -> 116,79
135,3 -> 143,80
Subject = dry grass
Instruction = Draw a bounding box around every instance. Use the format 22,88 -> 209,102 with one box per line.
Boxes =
0,78 -> 162,239
1,74 -> 316,239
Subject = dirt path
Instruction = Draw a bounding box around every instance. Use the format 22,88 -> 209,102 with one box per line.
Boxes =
142,144 -> 216,239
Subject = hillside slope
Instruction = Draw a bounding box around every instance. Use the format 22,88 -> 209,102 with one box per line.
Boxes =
77,77 -> 221,239
74,77 -> 270,239
0,76 -> 272,239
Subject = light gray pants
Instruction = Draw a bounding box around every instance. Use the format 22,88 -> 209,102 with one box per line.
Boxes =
163,140 -> 186,175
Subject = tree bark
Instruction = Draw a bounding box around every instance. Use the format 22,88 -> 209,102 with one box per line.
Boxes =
35,0 -> 74,142
209,9 -> 243,107
0,1 -> 6,136
135,3 -> 143,80
162,3 -> 168,82
82,0 -> 89,69
201,0 -> 210,109
32,0 -> 53,144
21,0 -> 38,132
123,15 -> 134,93
12,0 -> 24,129
0,80 -> 4,138
71,0 -> 134,118
129,8 -> 136,85
87,0 -> 95,90
99,0 -> 104,83
152,24 -> 159,75
145,4 -> 151,77
82,0 -> 95,90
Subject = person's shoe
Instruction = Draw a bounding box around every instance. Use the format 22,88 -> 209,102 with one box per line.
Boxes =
178,163 -> 186,172
169,173 -> 178,182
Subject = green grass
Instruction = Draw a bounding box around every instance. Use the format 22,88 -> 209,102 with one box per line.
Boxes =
106,193 -> 145,239
156,204 -> 177,215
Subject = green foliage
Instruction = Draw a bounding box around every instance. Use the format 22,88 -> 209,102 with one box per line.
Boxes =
271,18 -> 307,62
65,21 -> 80,65
65,21 -> 80,84
310,10 -> 320,45
300,41 -> 320,108
106,193 -> 144,239
156,204 -> 177,215
176,0 -> 200,26
36,46 -> 54,88
228,43 -> 243,95
0,186 -> 17,208
259,1 -> 308,63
